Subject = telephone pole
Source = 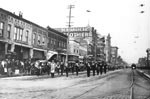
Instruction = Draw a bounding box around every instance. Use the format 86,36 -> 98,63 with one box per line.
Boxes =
65,4 -> 75,63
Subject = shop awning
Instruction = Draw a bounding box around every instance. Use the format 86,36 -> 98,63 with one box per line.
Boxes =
46,51 -> 58,60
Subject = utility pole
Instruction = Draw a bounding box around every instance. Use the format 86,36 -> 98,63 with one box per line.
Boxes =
65,4 -> 75,63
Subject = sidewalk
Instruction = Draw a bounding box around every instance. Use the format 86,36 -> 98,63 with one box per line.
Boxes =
0,71 -> 87,80
138,69 -> 150,78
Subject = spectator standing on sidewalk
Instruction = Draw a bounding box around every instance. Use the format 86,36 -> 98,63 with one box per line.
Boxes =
56,62 -> 60,75
50,60 -> 56,78
46,61 -> 51,75
60,62 -> 64,76
7,59 -> 12,76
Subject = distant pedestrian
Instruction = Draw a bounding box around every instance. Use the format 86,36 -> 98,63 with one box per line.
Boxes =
7,59 -> 12,76
91,61 -> 96,76
50,60 -> 56,78
56,62 -> 60,75
65,62 -> 69,77
71,63 -> 74,74
60,62 -> 64,76
75,62 -> 79,76
100,62 -> 103,75
47,61 -> 51,75
104,62 -> 107,74
96,62 -> 100,75
86,62 -> 91,77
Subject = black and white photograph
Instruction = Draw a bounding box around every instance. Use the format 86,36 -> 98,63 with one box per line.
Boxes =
0,0 -> 150,99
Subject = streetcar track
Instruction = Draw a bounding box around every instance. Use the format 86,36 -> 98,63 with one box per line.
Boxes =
70,70 -> 133,99
131,69 -> 150,99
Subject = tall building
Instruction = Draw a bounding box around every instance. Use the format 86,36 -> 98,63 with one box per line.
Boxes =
111,46 -> 118,67
54,25 -> 98,61
105,34 -> 111,64
96,35 -> 105,61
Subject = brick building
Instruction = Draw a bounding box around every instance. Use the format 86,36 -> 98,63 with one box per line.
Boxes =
0,8 -> 67,61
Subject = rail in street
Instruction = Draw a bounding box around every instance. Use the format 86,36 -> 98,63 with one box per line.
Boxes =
0,69 -> 150,99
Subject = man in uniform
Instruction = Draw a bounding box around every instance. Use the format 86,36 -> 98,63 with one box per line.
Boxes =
65,62 -> 69,77
86,62 -> 91,77
75,61 -> 79,76
104,61 -> 107,74
96,62 -> 100,75
100,61 -> 103,75
91,61 -> 96,76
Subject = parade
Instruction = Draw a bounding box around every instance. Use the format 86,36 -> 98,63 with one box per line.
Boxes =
0,53 -> 108,78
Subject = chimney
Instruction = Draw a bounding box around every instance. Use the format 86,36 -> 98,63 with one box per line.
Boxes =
19,11 -> 23,18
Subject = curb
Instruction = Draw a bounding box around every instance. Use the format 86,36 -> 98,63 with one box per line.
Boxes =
138,70 -> 150,79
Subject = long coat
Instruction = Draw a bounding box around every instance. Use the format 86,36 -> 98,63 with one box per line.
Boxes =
51,62 -> 56,73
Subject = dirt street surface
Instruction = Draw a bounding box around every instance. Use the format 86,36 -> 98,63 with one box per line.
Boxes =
0,69 -> 150,99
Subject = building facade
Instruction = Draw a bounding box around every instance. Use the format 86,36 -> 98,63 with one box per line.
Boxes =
0,8 -> 67,61
111,46 -> 118,67
0,8 -> 33,60
47,27 -> 67,62
96,35 -> 105,62
54,26 -> 98,61
68,37 -> 80,63
105,34 -> 111,64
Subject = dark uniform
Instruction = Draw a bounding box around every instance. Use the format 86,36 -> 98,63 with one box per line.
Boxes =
60,62 -> 64,76
86,62 -> 91,77
71,63 -> 74,74
100,62 -> 103,75
65,62 -> 69,77
96,62 -> 100,75
91,62 -> 96,76
104,62 -> 107,74
75,62 -> 79,76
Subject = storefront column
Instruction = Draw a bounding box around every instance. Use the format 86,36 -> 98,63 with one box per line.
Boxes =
44,51 -> 47,60
11,44 -> 15,52
29,49 -> 33,59
5,43 -> 8,54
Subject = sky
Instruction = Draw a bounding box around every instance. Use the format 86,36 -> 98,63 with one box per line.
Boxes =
0,0 -> 150,64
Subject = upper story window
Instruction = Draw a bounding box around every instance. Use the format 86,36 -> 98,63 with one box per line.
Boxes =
0,22 -> 4,37
14,27 -> 17,40
42,36 -> 45,45
7,24 -> 11,39
33,33 -> 36,45
38,35 -> 41,45
14,26 -> 23,41
25,30 -> 29,43
19,29 -> 23,41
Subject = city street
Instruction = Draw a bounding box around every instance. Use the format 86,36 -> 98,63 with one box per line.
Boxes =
0,69 -> 150,99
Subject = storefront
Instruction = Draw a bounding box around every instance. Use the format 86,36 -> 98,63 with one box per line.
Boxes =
33,50 -> 46,60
